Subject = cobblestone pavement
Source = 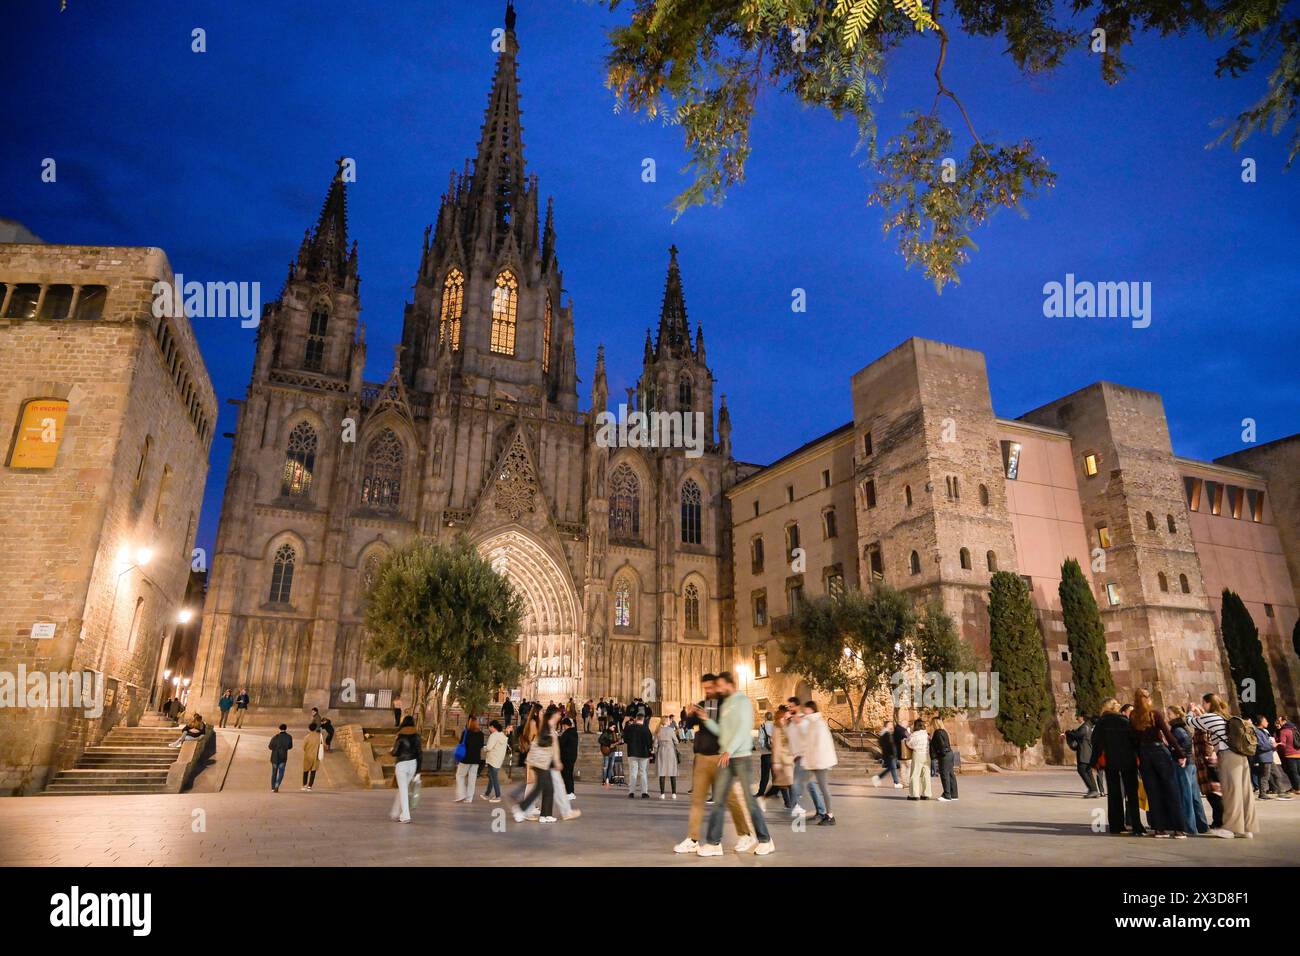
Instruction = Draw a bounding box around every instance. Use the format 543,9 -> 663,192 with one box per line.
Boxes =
3,767 -> 1298,866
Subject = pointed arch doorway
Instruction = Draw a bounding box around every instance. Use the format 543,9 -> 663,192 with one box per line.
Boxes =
475,528 -> 582,702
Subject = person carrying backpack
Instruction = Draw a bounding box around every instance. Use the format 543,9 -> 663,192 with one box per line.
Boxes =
1188,694 -> 1257,839
755,711 -> 774,797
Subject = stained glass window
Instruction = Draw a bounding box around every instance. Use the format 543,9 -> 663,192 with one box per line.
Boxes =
281,421 -> 318,497
608,464 -> 640,541
269,543 -> 296,603
684,583 -> 701,633
681,479 -> 702,545
440,270 -> 464,350
490,270 -> 518,355
361,428 -> 403,510
614,578 -> 631,628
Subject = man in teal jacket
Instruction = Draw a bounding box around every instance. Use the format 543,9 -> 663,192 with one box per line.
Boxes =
693,671 -> 774,856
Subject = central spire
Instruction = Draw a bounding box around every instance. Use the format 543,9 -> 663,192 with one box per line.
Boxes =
655,245 -> 691,358
468,2 -> 528,248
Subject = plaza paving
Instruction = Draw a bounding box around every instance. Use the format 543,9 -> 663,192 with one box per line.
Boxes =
3,729 -> 1299,866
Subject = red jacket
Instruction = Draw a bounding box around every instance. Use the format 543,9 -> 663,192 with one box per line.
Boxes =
1278,723 -> 1300,757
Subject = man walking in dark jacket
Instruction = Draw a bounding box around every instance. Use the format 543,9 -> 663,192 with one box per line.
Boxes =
1089,699 -> 1144,834
872,719 -> 902,788
932,718 -> 958,801
268,724 -> 292,792
623,714 -> 654,798
1064,713 -> 1104,798
559,717 -> 580,798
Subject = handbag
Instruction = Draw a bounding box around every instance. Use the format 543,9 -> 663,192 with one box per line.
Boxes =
317,741 -> 325,762
1137,777 -> 1149,812
453,729 -> 467,763
410,771 -> 422,807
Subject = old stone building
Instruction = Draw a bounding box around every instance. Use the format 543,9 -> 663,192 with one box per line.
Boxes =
728,338 -> 1299,762
0,242 -> 215,794
191,10 -> 734,722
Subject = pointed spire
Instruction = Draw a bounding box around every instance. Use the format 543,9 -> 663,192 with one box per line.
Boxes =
468,1 -> 527,250
655,245 -> 690,359
643,329 -> 654,365
541,195 -> 556,267
694,322 -> 706,363
592,344 -> 608,413
370,345 -> 413,422
301,159 -> 350,279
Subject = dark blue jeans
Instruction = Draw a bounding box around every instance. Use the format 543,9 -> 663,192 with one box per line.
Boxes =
271,761 -> 287,790
875,756 -> 899,785
705,755 -> 770,845
1138,743 -> 1186,833
483,765 -> 501,798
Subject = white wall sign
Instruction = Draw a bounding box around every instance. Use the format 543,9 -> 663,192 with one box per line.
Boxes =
31,622 -> 56,639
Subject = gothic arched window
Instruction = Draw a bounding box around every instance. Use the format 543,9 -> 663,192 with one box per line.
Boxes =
678,373 -> 693,409
269,543 -> 296,603
490,270 -> 518,355
281,421 -> 318,497
684,583 -> 702,633
608,464 -> 640,541
614,578 -> 632,628
440,270 -> 464,351
361,428 -> 404,510
680,479 -> 702,545
542,293 -> 553,373
305,308 -> 327,371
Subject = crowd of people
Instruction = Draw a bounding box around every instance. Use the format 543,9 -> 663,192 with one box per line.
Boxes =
1058,691 -> 1295,839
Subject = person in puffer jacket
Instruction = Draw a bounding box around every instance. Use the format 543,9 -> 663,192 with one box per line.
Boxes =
389,716 -> 423,823
800,702 -> 838,826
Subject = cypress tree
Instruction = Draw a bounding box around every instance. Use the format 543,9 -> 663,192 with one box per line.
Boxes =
1058,558 -> 1115,718
1220,589 -> 1276,721
988,571 -> 1053,750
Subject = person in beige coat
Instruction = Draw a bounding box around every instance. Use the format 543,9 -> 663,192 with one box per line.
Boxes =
301,722 -> 323,791
768,706 -> 796,809
906,719 -> 932,800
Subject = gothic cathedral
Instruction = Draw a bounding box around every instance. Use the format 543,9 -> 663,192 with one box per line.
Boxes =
192,9 -> 737,719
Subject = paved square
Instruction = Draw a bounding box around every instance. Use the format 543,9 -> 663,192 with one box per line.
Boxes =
2,750 -> 1297,867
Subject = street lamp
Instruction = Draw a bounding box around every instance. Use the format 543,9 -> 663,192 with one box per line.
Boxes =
177,607 -> 194,624
96,543 -> 155,675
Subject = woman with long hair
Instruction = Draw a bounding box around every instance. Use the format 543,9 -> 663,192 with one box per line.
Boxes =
389,715 -> 422,823
1127,688 -> 1187,838
513,704 -> 562,823
1189,693 -> 1256,838
1167,705 -> 1209,834
768,706 -> 795,809
655,711 -> 680,799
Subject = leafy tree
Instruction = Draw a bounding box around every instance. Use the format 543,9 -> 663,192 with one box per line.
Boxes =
603,0 -> 1298,288
1058,558 -> 1115,718
363,537 -> 524,741
987,571 -> 1053,750
778,585 -> 913,729
912,600 -> 977,717
1220,588 -> 1276,721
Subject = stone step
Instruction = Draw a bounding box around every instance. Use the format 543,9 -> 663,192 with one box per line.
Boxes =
45,784 -> 170,795
54,769 -> 170,781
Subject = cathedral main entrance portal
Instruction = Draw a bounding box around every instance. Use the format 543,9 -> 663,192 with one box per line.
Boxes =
475,529 -> 583,702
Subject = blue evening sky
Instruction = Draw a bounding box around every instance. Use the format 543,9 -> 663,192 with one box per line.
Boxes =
3,1 -> 1296,556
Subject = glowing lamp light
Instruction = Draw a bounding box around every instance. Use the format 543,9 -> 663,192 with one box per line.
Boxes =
135,547 -> 154,567
182,678 -> 191,687
177,608 -> 194,624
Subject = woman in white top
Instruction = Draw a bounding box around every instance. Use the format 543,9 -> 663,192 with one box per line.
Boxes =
1189,693 -> 1256,838
801,702 -> 838,825
906,719 -> 932,800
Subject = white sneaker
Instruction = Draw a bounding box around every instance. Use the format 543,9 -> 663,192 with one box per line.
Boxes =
791,805 -> 806,816
754,840 -> 776,856
872,775 -> 881,788
673,838 -> 699,854
734,835 -> 758,853
568,794 -> 576,801
539,816 -> 557,824
513,809 -> 526,823
672,793 -> 678,800
893,783 -> 903,789
1210,828 -> 1234,839
938,796 -> 952,802
660,793 -> 667,800
696,843 -> 724,857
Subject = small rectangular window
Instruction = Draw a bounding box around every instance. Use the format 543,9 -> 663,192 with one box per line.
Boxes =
5,284 -> 41,319
1106,583 -> 1121,606
1061,650 -> 1070,661
754,645 -> 768,678
1184,476 -> 1203,511
1097,525 -> 1112,549
1001,440 -> 1022,481
1083,453 -> 1099,477
753,500 -> 759,518
786,485 -> 794,503
1265,603 -> 1274,618
752,591 -> 767,627
74,286 -> 108,321
1111,650 -> 1120,662
868,545 -> 884,581
821,469 -> 830,488
863,431 -> 873,456
864,479 -> 876,510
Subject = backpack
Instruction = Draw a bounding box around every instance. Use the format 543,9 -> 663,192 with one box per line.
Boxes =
1226,716 -> 1257,757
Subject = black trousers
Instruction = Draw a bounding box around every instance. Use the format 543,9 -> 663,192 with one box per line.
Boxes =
518,769 -> 555,817
1076,762 -> 1103,794
561,765 -> 575,795
939,751 -> 958,799
756,753 -> 772,795
1102,765 -> 1143,833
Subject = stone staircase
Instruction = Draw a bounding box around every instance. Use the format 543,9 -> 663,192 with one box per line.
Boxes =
45,724 -> 181,795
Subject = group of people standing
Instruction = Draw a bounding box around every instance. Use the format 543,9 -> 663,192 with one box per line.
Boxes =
1065,690 -> 1287,839
871,717 -> 959,802
216,688 -> 250,728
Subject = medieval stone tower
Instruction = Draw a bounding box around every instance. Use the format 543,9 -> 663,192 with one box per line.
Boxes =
191,5 -> 733,720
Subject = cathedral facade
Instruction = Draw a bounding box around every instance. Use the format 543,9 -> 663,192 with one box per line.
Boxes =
191,13 -> 735,720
